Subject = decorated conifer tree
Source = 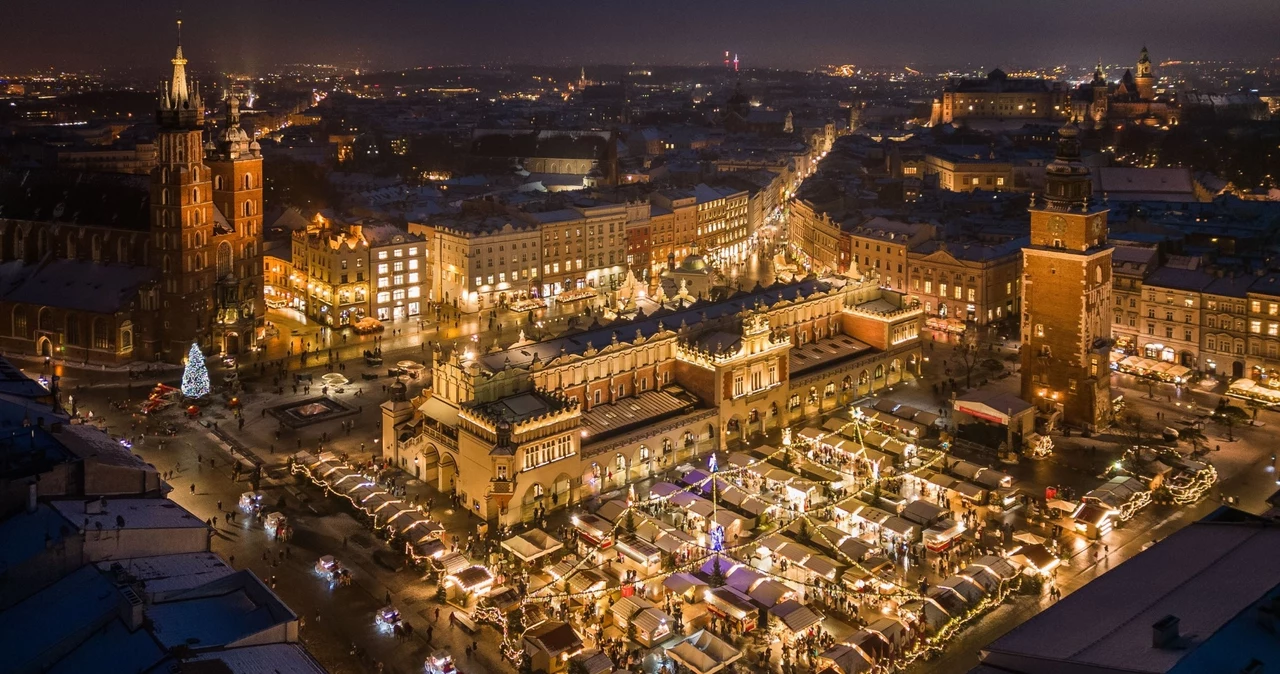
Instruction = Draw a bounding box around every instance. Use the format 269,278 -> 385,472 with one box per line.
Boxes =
181,343 -> 210,399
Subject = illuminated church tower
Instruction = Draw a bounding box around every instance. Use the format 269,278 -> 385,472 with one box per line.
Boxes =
151,20 -> 217,358
1134,46 -> 1156,101
1020,121 -> 1113,430
205,93 -> 265,355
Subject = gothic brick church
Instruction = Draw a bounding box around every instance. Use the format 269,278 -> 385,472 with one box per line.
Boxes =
0,27 -> 264,365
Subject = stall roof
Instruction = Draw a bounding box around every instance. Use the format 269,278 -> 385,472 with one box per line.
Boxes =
748,579 -> 793,607
901,500 -> 947,527
821,643 -> 873,674
881,516 -> 916,537
437,552 -> 471,575
973,468 -> 1013,490
801,554 -> 843,581
838,537 -> 873,562
663,572 -> 708,596
668,630 -> 742,674
771,600 -> 824,633
596,499 -> 629,524
705,587 -> 756,618
953,481 -> 988,501
632,607 -> 673,636
501,529 -> 564,563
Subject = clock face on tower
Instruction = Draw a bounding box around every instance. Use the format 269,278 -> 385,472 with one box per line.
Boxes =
1049,216 -> 1067,236
1091,215 -> 1104,236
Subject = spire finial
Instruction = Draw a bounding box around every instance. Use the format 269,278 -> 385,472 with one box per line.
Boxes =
177,18 -> 182,46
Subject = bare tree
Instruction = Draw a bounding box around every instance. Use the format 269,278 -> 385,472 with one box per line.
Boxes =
956,326 -> 982,389
1116,409 -> 1147,446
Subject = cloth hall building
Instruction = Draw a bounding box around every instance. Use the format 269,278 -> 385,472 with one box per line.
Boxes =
381,273 -> 922,526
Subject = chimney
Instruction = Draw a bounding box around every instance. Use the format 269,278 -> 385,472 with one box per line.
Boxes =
1152,615 -> 1180,648
118,585 -> 145,632
27,481 -> 37,514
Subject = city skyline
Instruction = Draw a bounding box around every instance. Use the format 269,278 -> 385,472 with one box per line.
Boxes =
4,0 -> 1280,74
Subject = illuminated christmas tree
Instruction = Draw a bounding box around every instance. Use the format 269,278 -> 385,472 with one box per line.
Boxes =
181,343 -> 210,398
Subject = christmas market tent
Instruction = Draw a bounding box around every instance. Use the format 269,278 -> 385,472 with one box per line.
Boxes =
435,551 -> 470,575
501,528 -> 563,564
959,564 -> 1006,594
722,565 -> 764,594
447,565 -> 495,596
823,416 -> 850,433
667,630 -> 743,674
813,524 -> 853,554
798,427 -> 827,446
848,630 -> 892,663
569,649 -> 617,674
880,516 -> 918,541
901,500 -> 947,527
865,617 -> 909,652
939,575 -> 987,604
567,568 -> 610,596
636,520 -> 696,554
800,554 -> 843,583
595,499 -> 629,524
703,586 -> 757,622
1009,543 -> 1061,576
611,596 -> 673,647
837,537 -> 873,563
770,599 -> 824,635
662,572 -> 708,601
747,578 -> 794,608
647,482 -> 682,499
974,468 -> 1014,490
927,583 -> 970,616
901,596 -> 951,633
947,459 -> 985,482
818,644 -> 873,674
952,481 -> 988,503
408,537 -> 446,561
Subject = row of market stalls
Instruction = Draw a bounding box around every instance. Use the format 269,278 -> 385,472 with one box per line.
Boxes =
1112,354 -> 1193,383
866,399 -> 942,440
797,425 -> 911,471
1228,378 -> 1280,406
291,451 -> 445,561
816,555 -> 1023,673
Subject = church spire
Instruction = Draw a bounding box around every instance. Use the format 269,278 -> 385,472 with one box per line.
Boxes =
157,19 -> 204,129
167,20 -> 191,111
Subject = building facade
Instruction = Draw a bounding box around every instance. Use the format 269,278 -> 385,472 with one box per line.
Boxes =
932,69 -> 1069,125
909,238 -> 1023,326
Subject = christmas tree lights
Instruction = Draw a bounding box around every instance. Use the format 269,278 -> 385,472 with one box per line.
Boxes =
181,343 -> 210,398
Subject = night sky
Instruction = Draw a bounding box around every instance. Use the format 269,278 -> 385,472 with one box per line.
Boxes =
5,0 -> 1280,73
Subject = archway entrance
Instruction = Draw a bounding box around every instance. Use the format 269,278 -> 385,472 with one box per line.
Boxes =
418,444 -> 440,482
438,453 -> 458,494
1233,361 -> 1245,380
225,332 -> 240,355
37,337 -> 52,358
